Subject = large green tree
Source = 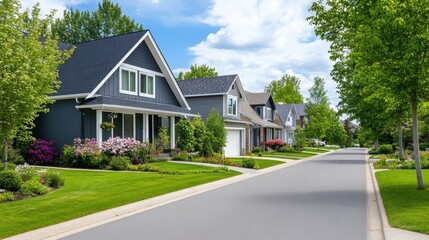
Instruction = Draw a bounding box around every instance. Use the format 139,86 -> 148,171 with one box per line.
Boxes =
265,74 -> 304,103
309,0 -> 429,189
0,0 -> 73,169
177,64 -> 218,80
305,77 -> 331,145
51,0 -> 143,44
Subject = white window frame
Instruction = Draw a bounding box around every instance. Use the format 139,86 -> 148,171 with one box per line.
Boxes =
227,96 -> 238,116
119,67 -> 138,95
139,72 -> 156,98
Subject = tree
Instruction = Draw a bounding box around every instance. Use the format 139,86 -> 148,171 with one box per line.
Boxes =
305,76 -> 331,147
325,110 -> 347,147
51,0 -> 143,44
0,0 -> 73,169
205,108 -> 226,153
177,64 -> 218,80
265,74 -> 304,103
293,126 -> 306,150
309,0 -> 429,189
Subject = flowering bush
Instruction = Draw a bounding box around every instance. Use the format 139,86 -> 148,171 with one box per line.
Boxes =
73,138 -> 100,156
101,137 -> 146,156
15,163 -> 37,181
27,139 -> 58,165
265,139 -> 286,151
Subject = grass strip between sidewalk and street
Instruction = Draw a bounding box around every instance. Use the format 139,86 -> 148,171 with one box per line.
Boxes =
375,169 -> 429,234
0,163 -> 240,238
261,151 -> 316,159
228,158 -> 285,169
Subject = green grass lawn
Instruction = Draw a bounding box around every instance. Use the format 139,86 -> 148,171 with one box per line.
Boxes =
0,164 -> 240,238
261,151 -> 316,159
322,146 -> 341,150
228,158 -> 285,169
376,170 -> 429,234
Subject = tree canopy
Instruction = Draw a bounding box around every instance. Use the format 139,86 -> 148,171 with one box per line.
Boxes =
0,0 -> 73,168
51,0 -> 143,44
264,74 -> 304,104
177,64 -> 218,80
309,0 -> 429,189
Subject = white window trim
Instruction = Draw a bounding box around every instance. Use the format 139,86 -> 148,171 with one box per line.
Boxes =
119,67 -> 138,96
227,95 -> 238,116
139,72 -> 156,98
122,113 -> 136,139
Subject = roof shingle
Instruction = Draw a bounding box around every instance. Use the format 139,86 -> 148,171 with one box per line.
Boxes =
177,75 -> 237,96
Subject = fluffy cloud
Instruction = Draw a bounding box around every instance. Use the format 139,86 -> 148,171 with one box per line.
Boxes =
187,0 -> 337,105
20,0 -> 88,18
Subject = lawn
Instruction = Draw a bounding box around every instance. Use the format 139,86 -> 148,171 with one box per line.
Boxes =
376,170 -> 429,234
228,158 -> 285,169
261,151 -> 317,159
0,163 -> 240,238
303,147 -> 331,153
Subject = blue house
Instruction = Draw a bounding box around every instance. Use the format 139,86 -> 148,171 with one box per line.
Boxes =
177,75 -> 251,156
34,31 -> 198,150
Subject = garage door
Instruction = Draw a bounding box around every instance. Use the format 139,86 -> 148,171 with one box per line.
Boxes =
225,129 -> 241,157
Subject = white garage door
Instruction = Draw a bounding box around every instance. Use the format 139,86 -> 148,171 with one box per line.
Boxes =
225,129 -> 241,157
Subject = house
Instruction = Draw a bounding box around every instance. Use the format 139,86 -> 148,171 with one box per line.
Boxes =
34,30 -> 198,151
276,103 -> 299,145
177,75 -> 251,157
244,92 -> 283,149
294,103 -> 306,128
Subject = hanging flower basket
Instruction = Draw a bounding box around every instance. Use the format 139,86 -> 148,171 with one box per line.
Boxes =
100,122 -> 115,131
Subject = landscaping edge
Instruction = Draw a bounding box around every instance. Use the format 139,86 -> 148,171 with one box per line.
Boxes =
367,152 -> 429,240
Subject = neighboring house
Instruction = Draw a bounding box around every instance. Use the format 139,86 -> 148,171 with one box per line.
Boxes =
294,103 -> 307,128
177,75 -> 251,157
276,103 -> 299,145
34,30 -> 198,151
244,92 -> 283,148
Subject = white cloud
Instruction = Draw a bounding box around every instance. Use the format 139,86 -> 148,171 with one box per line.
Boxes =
184,0 -> 337,106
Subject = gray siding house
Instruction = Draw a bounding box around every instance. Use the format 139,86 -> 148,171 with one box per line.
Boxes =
178,75 -> 251,157
34,30 -> 197,150
276,104 -> 299,145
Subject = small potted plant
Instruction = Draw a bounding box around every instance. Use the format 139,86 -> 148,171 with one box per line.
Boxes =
100,122 -> 115,131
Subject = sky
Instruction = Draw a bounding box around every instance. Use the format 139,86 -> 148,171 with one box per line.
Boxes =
21,0 -> 338,107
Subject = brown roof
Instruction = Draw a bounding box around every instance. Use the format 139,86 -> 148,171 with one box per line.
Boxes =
245,92 -> 271,106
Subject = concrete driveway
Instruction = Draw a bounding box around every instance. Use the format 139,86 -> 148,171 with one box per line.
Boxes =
62,148 -> 367,240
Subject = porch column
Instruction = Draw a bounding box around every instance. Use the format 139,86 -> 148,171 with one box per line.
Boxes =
96,110 -> 102,145
170,116 -> 176,149
144,114 -> 149,142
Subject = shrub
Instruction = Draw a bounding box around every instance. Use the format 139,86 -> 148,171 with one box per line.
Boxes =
293,126 -> 306,150
0,191 -> 14,203
265,139 -> 286,151
368,149 -> 379,154
419,142 -> 429,151
0,170 -> 23,191
176,119 -> 195,152
200,133 -> 214,157
278,145 -> 299,153
19,179 -> 49,196
43,171 -> 64,188
27,139 -> 58,165
101,137 -> 146,156
0,146 -> 25,165
109,156 -> 130,170
15,163 -> 37,182
130,147 -> 150,164
192,117 -> 206,153
242,158 -> 257,169
172,151 -> 194,161
252,147 -> 263,154
73,138 -> 100,156
378,144 -> 393,154
156,127 -> 170,152
206,108 -> 227,153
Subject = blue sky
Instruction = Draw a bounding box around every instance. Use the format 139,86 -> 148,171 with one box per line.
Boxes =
21,0 -> 337,106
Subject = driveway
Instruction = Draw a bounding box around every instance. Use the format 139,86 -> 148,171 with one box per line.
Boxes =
63,148 -> 367,240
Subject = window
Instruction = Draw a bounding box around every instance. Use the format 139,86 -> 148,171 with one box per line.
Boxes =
123,114 -> 134,138
227,97 -> 237,115
140,73 -> 155,97
120,68 -> 137,95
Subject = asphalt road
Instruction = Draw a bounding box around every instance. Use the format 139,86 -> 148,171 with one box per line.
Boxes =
62,148 -> 367,240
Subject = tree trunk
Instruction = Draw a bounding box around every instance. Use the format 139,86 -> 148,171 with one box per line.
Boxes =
398,122 -> 404,159
412,98 -> 424,189
3,140 -> 8,170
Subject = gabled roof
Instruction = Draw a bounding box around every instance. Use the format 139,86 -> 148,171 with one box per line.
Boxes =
54,30 -> 190,109
56,31 -> 148,96
276,103 -> 297,125
240,100 -> 283,129
295,103 -> 306,116
245,92 -> 276,110
177,75 -> 238,96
